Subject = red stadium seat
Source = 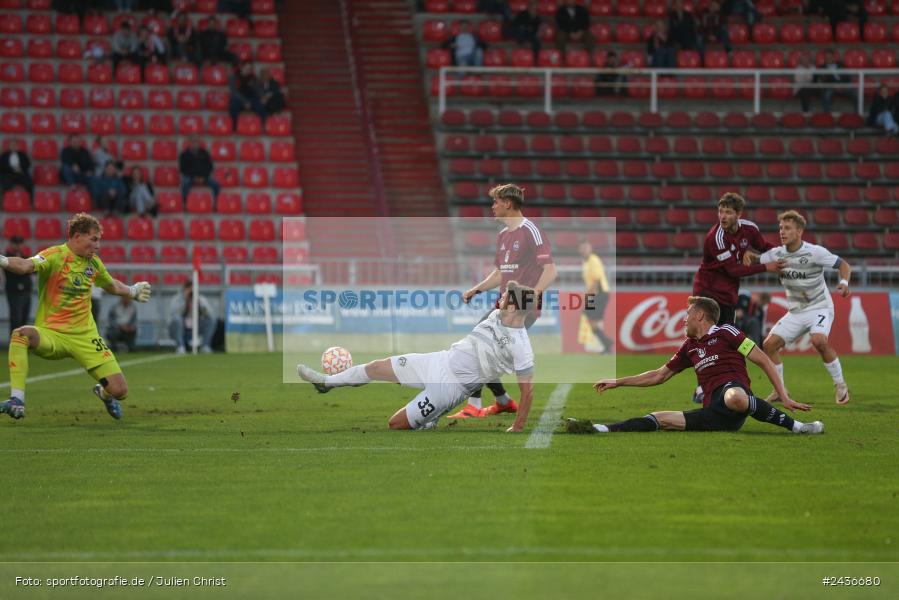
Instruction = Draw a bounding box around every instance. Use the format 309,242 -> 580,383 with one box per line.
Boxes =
188,218 -> 215,241
273,167 -> 299,188
836,22 -> 860,43
244,166 -> 269,188
127,217 -> 154,241
179,115 -> 204,135
207,115 -> 232,136
158,218 -> 186,241
153,166 -> 179,188
155,191 -> 181,213
89,114 -> 115,135
843,49 -> 869,68
148,114 -> 175,136
265,114 -> 291,136
753,23 -> 777,43
159,246 -> 187,264
249,219 -> 276,242
186,191 -> 214,214
865,187 -> 891,204
130,245 -> 157,263
243,193 -> 269,214
33,164 -> 58,186
218,219 -> 246,242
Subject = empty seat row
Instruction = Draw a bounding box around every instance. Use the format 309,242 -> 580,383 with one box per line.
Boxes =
0,111 -> 292,136
448,157 -> 899,182
0,61 -> 284,85
1,85 -> 233,111
99,243 -> 303,265
3,215 -> 304,243
0,12 -> 278,38
443,133 -> 899,158
452,181 -> 899,205
2,188 -> 302,215
0,0 -> 276,14
440,108 -> 868,131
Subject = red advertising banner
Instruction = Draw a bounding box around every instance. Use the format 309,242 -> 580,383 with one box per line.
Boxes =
561,291 -> 894,355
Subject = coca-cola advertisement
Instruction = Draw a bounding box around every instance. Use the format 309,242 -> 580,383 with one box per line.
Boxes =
561,291 -> 895,355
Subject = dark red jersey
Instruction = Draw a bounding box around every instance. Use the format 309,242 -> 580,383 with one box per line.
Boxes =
494,218 -> 553,293
692,219 -> 776,307
665,324 -> 757,407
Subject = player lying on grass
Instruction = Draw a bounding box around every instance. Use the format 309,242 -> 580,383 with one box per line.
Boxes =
0,213 -> 152,420
565,295 -> 824,435
297,281 -> 536,432
744,210 -> 852,405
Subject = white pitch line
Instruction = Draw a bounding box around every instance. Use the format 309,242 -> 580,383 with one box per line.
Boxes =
525,383 -> 572,449
0,446 -> 519,454
1,544 -> 887,562
0,353 -> 182,390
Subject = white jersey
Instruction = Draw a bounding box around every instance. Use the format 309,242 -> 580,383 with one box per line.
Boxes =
447,309 -> 535,389
760,241 -> 841,312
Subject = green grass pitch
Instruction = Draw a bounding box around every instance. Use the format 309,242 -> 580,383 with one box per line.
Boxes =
1,351 -> 897,599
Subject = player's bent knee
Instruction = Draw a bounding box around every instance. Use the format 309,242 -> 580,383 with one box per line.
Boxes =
810,335 -> 830,351
11,326 -> 39,347
723,388 -> 748,412
388,407 -> 412,430
762,335 -> 782,355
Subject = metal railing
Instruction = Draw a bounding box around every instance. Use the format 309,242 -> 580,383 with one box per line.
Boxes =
437,66 -> 899,115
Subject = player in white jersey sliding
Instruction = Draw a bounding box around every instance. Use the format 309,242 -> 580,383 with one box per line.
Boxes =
746,210 -> 852,404
296,281 -> 536,432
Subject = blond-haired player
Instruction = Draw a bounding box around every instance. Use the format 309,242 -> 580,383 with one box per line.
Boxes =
0,213 -> 152,420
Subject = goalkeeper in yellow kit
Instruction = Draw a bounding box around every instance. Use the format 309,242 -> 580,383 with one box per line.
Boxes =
0,213 -> 151,420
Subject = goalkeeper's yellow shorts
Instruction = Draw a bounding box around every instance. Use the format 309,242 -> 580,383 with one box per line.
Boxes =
33,326 -> 122,381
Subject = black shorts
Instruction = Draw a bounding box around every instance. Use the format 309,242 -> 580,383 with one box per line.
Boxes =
583,291 -> 609,320
682,382 -> 748,432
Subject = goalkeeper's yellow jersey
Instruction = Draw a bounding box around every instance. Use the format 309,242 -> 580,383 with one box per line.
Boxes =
30,243 -> 113,335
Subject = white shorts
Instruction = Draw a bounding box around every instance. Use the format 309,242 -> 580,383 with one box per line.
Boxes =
390,351 -> 468,429
769,308 -> 834,343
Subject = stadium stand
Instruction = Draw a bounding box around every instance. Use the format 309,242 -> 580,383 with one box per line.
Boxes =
417,0 -> 899,262
0,0 -> 303,287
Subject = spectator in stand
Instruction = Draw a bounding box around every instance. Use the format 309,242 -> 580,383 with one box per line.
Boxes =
169,281 -> 215,354
167,12 -> 196,62
669,0 -> 697,51
793,52 -> 816,114
817,49 -> 858,113
106,296 -> 138,353
115,0 -> 136,11
91,162 -> 128,215
723,0 -> 760,28
0,140 -> 33,200
554,0 -> 593,53
52,1 -> 88,22
479,0 -> 512,21
807,0 -> 866,38
229,62 -> 266,129
83,39 -> 107,64
141,0 -> 173,13
4,236 -> 32,335
647,20 -> 676,68
60,135 -> 95,188
111,21 -> 141,70
179,138 -> 221,202
734,291 -> 763,346
125,167 -> 156,217
137,25 -> 167,70
195,16 -> 238,66
218,0 -> 252,21
595,51 -> 631,96
867,84 -> 898,136
442,20 -> 485,67
511,1 -> 541,60
696,0 -> 731,60
91,136 -> 122,173
260,68 -> 286,116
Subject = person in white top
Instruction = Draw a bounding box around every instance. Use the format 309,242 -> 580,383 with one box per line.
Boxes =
296,282 -> 537,432
746,210 -> 853,404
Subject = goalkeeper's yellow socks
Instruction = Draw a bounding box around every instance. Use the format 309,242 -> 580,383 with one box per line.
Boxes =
8,332 -> 29,400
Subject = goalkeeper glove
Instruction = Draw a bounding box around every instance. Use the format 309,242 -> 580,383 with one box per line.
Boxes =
0,255 -> 7,269
129,281 -> 152,302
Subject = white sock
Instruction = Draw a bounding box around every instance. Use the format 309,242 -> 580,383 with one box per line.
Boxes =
774,362 -> 784,384
792,420 -> 805,433
593,423 -> 610,433
10,389 -> 24,401
324,365 -> 372,387
495,393 -> 511,406
468,397 -> 482,409
823,358 -> 845,385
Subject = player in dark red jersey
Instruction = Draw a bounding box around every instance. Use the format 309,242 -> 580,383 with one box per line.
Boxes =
691,192 -> 785,403
565,296 -> 824,435
450,183 -> 557,419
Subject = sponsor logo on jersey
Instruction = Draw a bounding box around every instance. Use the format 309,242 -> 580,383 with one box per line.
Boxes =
512,240 -> 520,251
504,251 -> 510,263
398,357 -> 407,366
783,270 -> 808,280
73,276 -> 83,286
85,266 -> 94,277
691,347 -> 707,359
799,257 -> 809,265
740,239 -> 748,248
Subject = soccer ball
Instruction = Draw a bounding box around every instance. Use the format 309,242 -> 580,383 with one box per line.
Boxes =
321,346 -> 353,375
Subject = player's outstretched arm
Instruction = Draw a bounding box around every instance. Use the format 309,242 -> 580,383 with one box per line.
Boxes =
463,268 -> 502,303
533,262 -> 557,296
104,279 -> 152,302
0,255 -> 35,275
747,345 -> 811,412
507,376 -> 534,433
593,365 -> 675,393
836,259 -> 852,298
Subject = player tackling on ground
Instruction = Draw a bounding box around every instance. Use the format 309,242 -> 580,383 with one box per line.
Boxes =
565,296 -> 823,435
746,210 -> 852,404
0,213 -> 152,420
690,192 -> 785,403
297,282 -> 536,432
